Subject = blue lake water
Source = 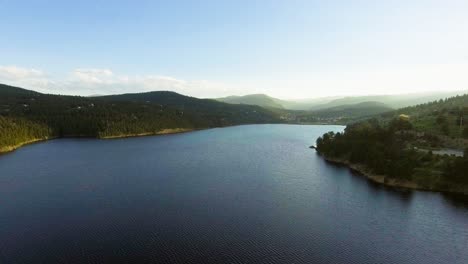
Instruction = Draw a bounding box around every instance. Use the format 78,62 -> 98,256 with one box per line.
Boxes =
0,124 -> 467,264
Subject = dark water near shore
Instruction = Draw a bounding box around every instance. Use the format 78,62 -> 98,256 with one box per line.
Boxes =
1,124 -> 467,264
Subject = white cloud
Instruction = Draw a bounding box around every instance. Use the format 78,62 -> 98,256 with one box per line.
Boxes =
64,68 -> 233,96
72,68 -> 114,84
0,65 -> 54,93
0,65 -> 237,97
1,65 -> 467,99
0,65 -> 45,80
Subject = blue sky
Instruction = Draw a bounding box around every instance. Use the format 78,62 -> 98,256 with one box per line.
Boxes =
1,0 -> 467,98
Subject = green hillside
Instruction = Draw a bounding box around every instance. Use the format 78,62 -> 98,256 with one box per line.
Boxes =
217,91 -> 468,111
216,94 -> 343,110
216,91 -> 468,124
387,94 -> 468,139
216,94 -> 285,109
308,91 -> 468,110
287,101 -> 393,124
312,101 -> 393,119
316,94 -> 468,194
0,84 -> 281,152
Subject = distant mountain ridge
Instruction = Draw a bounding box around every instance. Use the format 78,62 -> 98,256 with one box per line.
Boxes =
309,91 -> 468,110
216,94 -> 285,109
215,90 -> 468,111
312,101 -> 393,119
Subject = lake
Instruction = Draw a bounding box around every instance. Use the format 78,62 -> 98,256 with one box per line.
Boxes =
1,124 -> 467,264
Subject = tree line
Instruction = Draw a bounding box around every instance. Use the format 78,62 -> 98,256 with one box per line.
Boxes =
316,118 -> 468,189
0,84 -> 281,150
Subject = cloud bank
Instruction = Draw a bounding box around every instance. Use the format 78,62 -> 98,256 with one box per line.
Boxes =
0,66 -> 53,92
0,66 -> 243,98
1,64 -> 468,99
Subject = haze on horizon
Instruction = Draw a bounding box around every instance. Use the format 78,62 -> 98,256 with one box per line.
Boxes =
1,0 -> 467,99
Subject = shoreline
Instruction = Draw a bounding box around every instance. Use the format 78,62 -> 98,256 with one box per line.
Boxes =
1,123 -> 339,155
100,128 -> 195,139
0,137 -> 55,155
0,128 -> 198,155
319,153 -> 468,195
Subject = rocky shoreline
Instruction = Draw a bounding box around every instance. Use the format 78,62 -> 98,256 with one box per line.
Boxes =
319,153 -> 468,195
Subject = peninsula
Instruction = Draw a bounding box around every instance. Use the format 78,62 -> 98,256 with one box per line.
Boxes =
316,94 -> 468,195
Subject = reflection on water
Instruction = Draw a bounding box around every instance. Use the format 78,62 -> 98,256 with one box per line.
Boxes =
327,158 -> 468,209
0,125 -> 467,264
442,193 -> 468,209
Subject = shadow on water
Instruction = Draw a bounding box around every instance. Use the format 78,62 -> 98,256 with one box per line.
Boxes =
441,193 -> 468,209
321,158 -> 416,206
350,168 -> 416,205
322,157 -> 468,209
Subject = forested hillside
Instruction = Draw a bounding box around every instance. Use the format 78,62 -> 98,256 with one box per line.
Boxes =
388,94 -> 468,139
0,84 -> 281,152
316,94 -> 468,194
216,94 -> 285,109
308,91 -> 467,110
99,91 -> 279,122
216,91 -> 467,111
311,101 -> 393,121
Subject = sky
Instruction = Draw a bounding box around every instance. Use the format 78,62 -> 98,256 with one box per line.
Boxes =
0,0 -> 467,99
